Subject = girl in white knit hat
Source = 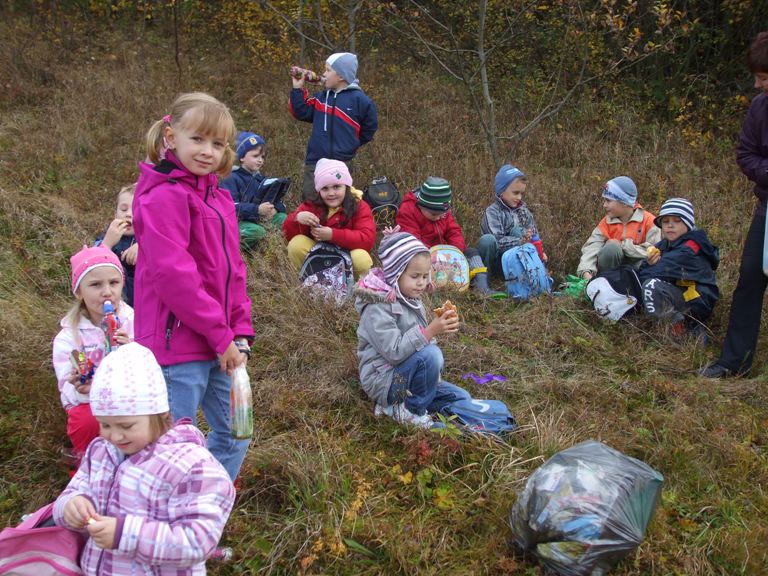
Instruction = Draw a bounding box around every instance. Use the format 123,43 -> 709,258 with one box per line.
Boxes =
54,343 -> 235,575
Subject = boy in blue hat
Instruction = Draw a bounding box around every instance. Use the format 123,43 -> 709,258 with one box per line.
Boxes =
478,164 -> 546,279
220,131 -> 288,250
290,52 -> 378,201
577,176 -> 660,280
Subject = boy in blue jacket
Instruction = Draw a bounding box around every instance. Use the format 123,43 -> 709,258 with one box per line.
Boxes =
220,131 -> 288,250
638,198 -> 719,337
290,52 -> 378,200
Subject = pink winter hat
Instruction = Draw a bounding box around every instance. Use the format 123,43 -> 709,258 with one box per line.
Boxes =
314,158 -> 353,191
90,342 -> 170,417
70,245 -> 124,293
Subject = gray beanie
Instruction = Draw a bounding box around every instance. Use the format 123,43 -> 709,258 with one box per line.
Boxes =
601,176 -> 638,206
326,52 -> 358,85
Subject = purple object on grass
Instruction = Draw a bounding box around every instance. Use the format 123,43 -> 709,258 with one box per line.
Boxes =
461,372 -> 508,385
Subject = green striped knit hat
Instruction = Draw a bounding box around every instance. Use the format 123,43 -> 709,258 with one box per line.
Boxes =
416,176 -> 452,212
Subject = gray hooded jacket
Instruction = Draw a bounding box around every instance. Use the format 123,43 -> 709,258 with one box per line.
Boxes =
354,275 -> 431,407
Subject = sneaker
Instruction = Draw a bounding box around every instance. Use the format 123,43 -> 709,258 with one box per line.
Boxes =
374,403 -> 394,417
699,363 -> 734,379
391,404 -> 434,429
210,547 -> 233,562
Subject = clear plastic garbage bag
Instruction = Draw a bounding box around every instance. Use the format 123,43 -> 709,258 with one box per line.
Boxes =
509,440 -> 663,575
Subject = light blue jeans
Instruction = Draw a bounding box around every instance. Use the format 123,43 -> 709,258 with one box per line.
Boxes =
388,344 -> 471,415
162,360 -> 250,481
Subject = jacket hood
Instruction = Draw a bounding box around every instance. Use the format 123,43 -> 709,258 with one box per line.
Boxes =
136,151 -> 218,200
159,419 -> 207,448
663,229 -> 720,270
354,268 -> 397,312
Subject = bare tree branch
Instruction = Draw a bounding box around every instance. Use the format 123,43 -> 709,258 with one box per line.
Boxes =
259,0 -> 334,51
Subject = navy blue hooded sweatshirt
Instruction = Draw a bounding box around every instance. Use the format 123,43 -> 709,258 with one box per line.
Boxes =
219,168 -> 286,224
638,228 -> 720,321
289,84 -> 378,164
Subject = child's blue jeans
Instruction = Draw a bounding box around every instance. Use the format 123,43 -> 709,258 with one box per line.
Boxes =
162,360 -> 250,481
387,344 -> 471,415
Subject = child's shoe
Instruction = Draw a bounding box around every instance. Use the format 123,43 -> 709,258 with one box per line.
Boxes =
391,404 -> 434,429
210,547 -> 233,562
374,403 -> 394,417
470,271 -> 506,299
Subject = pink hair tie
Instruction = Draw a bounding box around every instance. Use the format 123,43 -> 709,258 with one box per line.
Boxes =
162,114 -> 172,124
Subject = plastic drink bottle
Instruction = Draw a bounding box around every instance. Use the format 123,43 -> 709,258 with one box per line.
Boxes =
101,300 -> 121,353
230,365 -> 253,439
290,66 -> 321,84
531,234 -> 545,261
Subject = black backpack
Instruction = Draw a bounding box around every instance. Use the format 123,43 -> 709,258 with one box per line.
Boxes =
298,242 -> 354,305
363,177 -> 400,229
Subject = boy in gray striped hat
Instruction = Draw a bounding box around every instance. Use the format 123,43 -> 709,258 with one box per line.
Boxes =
354,228 -> 472,429
638,198 -> 719,338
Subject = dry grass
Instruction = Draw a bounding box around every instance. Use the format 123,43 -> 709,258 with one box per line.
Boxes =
0,17 -> 767,576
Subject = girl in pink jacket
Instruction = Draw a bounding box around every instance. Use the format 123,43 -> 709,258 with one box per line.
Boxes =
54,343 -> 235,575
53,245 -> 134,465
132,93 -> 254,480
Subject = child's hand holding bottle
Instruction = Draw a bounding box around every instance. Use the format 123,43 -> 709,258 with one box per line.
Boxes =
218,340 -> 248,375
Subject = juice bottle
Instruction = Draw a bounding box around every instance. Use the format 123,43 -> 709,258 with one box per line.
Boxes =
230,365 -> 253,439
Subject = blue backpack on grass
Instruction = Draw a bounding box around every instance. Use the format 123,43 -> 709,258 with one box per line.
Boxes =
438,398 -> 518,437
501,243 -> 553,301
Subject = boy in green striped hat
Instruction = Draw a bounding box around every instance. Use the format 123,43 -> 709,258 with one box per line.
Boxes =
396,176 -> 503,296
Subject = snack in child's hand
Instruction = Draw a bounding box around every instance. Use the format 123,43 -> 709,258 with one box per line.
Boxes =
647,246 -> 660,259
86,517 -> 96,525
434,300 -> 458,318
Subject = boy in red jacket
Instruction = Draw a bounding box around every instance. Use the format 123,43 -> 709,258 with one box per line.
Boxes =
397,176 -> 502,296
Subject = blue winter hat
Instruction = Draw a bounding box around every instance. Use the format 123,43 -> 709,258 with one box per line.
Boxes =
326,52 -> 358,85
601,176 -> 638,206
235,131 -> 266,161
654,197 -> 695,231
495,164 -> 526,197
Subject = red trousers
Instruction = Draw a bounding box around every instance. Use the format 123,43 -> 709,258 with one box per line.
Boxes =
66,403 -> 100,462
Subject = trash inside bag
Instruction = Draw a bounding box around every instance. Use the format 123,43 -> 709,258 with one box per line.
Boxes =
509,440 -> 663,576
559,275 -> 589,299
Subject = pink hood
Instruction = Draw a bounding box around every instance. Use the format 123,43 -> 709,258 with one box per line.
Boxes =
132,153 -> 253,365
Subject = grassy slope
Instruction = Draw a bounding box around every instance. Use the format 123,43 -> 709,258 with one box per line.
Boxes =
0,20 -> 766,575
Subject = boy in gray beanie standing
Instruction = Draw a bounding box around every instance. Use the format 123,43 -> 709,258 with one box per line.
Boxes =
290,52 -> 378,200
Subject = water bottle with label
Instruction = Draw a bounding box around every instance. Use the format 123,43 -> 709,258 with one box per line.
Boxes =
230,365 -> 253,439
531,234 -> 545,261
100,300 -> 121,353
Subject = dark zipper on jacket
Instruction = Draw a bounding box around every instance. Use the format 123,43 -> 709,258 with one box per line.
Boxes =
204,183 -> 231,324
165,312 -> 176,350
329,91 -> 336,158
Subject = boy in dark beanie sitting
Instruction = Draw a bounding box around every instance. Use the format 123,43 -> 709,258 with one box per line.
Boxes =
220,131 -> 288,250
397,176 -> 503,297
638,198 -> 719,339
